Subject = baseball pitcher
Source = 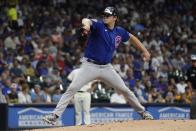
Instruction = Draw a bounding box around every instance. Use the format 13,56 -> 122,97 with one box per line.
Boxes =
43,6 -> 153,125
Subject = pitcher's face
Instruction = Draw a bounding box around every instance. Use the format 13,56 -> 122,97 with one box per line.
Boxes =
102,13 -> 117,25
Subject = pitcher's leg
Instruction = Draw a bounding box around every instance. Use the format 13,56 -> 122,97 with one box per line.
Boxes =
53,65 -> 98,117
101,66 -> 145,113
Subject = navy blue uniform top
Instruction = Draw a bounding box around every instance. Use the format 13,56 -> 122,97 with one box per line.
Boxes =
84,20 -> 130,63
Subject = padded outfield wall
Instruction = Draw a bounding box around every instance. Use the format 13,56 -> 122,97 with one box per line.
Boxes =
0,103 -> 190,130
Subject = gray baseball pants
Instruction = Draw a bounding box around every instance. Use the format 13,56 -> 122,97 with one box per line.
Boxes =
53,58 -> 145,117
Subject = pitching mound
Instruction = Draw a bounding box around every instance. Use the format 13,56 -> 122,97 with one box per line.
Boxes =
33,120 -> 196,131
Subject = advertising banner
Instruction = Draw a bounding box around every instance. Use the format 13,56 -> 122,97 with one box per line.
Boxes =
90,107 -> 141,123
7,104 -> 190,129
8,106 -> 74,129
147,106 -> 190,120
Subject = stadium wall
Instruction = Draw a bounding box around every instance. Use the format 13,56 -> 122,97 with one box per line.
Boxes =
0,103 -> 190,130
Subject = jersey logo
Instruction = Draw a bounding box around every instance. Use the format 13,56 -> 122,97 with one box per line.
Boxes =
115,36 -> 122,48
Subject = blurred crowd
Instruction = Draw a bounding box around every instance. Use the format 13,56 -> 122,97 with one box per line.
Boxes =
0,0 -> 195,104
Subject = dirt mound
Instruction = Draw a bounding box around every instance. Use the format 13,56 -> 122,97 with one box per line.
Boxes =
33,120 -> 196,131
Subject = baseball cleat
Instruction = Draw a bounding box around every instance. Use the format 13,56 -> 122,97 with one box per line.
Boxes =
141,111 -> 154,120
42,114 -> 59,125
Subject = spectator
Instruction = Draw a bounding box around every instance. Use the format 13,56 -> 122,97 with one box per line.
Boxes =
52,86 -> 62,103
124,68 -> 136,90
155,76 -> 168,93
182,86 -> 192,104
42,85 -> 52,104
147,88 -> 158,103
23,38 -> 34,55
18,83 -> 32,104
47,68 -> 62,86
176,78 -> 188,94
7,4 -> 18,30
24,62 -> 36,77
3,32 -> 16,50
36,61 -> 49,76
7,83 -> 19,104
133,57 -> 143,80
117,56 -> 129,79
10,59 -> 23,77
154,94 -> 165,103
31,84 -> 44,103
0,87 -> 7,103
165,92 -> 174,103
150,51 -> 160,73
134,80 -> 147,103
174,91 -> 182,103
1,79 -> 12,101
110,91 -> 127,104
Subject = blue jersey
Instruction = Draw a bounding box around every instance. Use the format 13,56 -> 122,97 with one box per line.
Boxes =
84,20 -> 130,63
